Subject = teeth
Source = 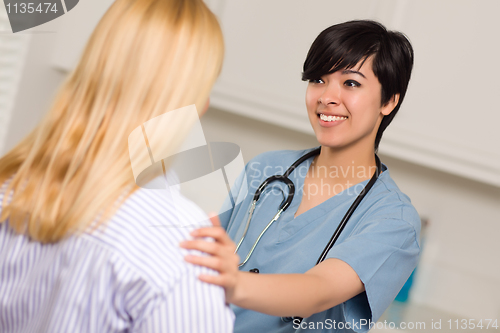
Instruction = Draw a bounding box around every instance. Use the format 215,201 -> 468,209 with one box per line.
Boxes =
319,114 -> 347,122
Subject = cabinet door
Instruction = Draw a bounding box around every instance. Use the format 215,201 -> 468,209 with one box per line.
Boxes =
50,0 -> 500,186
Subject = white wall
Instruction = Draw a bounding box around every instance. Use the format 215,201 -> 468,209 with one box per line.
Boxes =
209,0 -> 500,187
202,107 -> 500,322
2,17 -> 66,153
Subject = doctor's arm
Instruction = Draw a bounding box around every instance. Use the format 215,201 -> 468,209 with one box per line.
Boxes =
180,216 -> 364,318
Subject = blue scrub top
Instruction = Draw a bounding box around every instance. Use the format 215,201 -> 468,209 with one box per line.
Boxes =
219,148 -> 421,333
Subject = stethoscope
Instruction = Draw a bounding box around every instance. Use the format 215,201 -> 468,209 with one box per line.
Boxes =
234,147 -> 382,323
235,147 -> 382,269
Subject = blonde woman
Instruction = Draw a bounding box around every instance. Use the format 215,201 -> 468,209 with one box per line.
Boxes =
0,0 -> 231,332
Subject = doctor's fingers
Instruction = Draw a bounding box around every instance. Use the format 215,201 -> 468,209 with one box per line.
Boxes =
180,238 -> 235,258
184,252 -> 239,274
190,226 -> 236,248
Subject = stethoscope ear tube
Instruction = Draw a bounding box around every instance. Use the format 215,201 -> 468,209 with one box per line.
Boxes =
237,207 -> 285,267
254,175 -> 295,211
234,174 -> 297,267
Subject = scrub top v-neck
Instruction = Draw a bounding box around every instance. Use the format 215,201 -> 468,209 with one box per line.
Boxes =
219,148 -> 421,333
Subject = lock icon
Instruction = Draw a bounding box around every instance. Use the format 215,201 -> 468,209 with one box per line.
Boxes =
128,105 -> 247,226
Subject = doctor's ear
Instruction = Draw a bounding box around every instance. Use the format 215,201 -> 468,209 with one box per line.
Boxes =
381,94 -> 400,116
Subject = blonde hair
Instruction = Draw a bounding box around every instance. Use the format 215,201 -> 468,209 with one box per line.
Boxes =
0,0 -> 224,243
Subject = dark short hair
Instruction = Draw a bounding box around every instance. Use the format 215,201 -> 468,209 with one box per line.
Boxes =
302,20 -> 414,151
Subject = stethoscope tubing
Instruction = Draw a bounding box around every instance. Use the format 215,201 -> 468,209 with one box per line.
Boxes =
234,147 -> 382,324
234,148 -> 321,267
234,147 -> 381,270
236,206 -> 284,267
316,154 -> 381,264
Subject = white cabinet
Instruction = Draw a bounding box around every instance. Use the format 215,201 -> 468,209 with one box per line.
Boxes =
208,0 -> 500,187
51,0 -> 500,187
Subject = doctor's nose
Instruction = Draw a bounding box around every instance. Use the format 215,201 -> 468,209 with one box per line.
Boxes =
318,83 -> 341,105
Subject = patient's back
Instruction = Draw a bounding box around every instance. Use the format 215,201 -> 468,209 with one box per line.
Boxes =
0,181 -> 234,333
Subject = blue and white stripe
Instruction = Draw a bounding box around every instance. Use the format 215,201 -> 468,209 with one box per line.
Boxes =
0,180 -> 234,332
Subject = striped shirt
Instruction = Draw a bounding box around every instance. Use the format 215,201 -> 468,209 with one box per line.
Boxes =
0,178 -> 234,332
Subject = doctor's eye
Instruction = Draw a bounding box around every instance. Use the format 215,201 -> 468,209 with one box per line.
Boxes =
344,80 -> 361,88
308,78 -> 324,84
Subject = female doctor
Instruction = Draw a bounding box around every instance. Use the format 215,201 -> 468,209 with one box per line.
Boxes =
181,20 -> 420,333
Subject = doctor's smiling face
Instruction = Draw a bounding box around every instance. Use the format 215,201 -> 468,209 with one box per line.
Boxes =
302,20 -> 414,152
305,56 -> 398,152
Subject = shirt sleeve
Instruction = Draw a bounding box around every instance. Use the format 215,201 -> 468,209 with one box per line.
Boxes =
133,269 -> 234,333
325,214 -> 420,331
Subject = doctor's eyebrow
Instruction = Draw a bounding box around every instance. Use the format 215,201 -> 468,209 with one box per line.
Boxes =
342,69 -> 366,78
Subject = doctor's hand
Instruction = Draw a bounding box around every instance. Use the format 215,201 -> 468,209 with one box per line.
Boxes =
180,214 -> 241,303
